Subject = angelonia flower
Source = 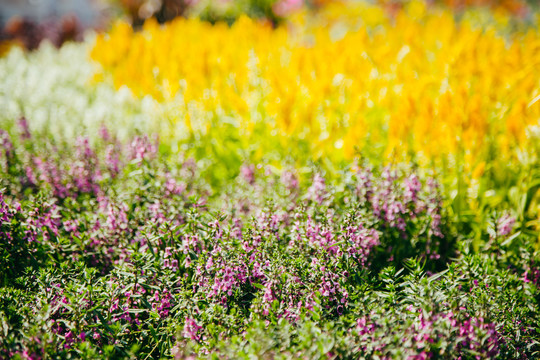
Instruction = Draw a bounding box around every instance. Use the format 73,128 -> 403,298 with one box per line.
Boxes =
355,309 -> 501,359
497,214 -> 516,237
523,263 -> 540,286
99,124 -> 111,142
105,145 -> 121,178
183,318 -> 202,341
129,135 -> 157,163
307,173 -> 327,205
33,157 -> 68,199
71,136 -> 102,196
0,130 -> 14,163
18,117 -> 31,140
0,192 -> 13,223
281,170 -> 299,191
240,164 -> 256,185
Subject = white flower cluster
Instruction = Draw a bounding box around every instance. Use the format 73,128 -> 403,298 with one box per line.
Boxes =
0,39 -> 159,142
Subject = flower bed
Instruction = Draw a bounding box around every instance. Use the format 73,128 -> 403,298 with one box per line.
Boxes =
1,1 -> 540,359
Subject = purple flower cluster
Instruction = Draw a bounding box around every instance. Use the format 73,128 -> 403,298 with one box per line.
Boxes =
109,283 -> 148,325
190,200 -> 380,321
497,214 -> 516,237
1,190 -> 62,244
183,318 -> 202,341
4,122 -> 500,359
129,135 -> 158,163
352,166 -> 445,262
0,129 -> 14,170
0,192 -> 18,244
307,173 -> 328,205
523,260 -> 540,287
26,201 -> 61,242
355,308 -> 500,359
0,124 -> 135,200
363,167 -> 442,239
70,136 -> 102,196
33,156 -> 70,199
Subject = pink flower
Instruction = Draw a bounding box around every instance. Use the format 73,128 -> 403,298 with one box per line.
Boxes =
240,164 -> 256,185
307,173 -> 327,205
183,318 -> 202,341
497,214 -> 516,236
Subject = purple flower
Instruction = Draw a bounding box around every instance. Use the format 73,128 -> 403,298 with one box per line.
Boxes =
497,214 -> 516,237
183,318 -> 202,341
33,157 -> 68,199
240,164 -> 256,185
281,170 -> 299,191
0,130 -> 14,162
404,174 -> 421,203
18,117 -> 31,140
307,173 -> 327,205
99,124 -> 111,142
70,136 -> 102,196
105,145 -> 121,178
129,135 -> 157,163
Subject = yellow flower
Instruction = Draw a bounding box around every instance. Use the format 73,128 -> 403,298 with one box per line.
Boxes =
91,0 -> 540,178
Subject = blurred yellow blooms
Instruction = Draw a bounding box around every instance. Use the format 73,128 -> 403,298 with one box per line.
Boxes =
91,0 -> 540,174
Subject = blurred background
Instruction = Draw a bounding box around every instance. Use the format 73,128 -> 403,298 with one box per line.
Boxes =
0,0 -> 536,51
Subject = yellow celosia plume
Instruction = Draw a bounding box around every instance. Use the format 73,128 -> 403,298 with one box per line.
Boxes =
91,1 -> 540,173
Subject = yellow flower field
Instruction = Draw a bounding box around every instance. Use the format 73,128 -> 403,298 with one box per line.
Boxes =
91,1 -> 540,179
